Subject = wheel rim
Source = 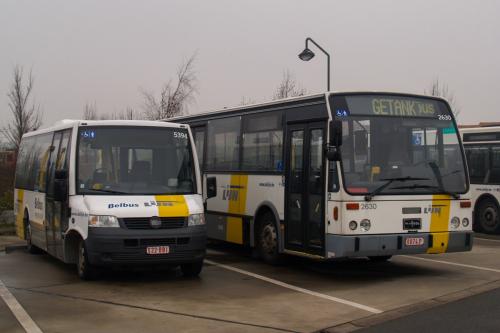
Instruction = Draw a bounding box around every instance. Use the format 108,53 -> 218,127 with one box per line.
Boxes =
482,206 -> 498,231
26,222 -> 32,246
261,224 -> 277,255
78,244 -> 85,274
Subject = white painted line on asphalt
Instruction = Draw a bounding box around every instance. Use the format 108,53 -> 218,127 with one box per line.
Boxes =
401,255 -> 500,274
205,259 -> 383,314
0,279 -> 43,333
475,237 -> 500,244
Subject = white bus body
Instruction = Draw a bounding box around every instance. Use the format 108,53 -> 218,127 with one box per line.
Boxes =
14,120 -> 206,279
172,92 -> 473,262
460,125 -> 500,233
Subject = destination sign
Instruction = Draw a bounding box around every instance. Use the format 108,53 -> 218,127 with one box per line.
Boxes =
331,95 -> 451,119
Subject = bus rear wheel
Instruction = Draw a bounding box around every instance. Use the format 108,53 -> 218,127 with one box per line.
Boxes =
257,212 -> 282,264
77,239 -> 98,280
477,199 -> 500,234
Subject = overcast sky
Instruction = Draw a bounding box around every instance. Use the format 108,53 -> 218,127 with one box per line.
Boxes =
1,0 -> 499,131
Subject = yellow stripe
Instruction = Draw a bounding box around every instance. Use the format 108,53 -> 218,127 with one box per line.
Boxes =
427,194 -> 451,254
15,190 -> 25,239
154,195 -> 189,217
226,175 -> 248,244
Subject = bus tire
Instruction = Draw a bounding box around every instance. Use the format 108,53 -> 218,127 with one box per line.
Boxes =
24,215 -> 41,254
368,255 -> 392,262
477,198 -> 500,234
257,212 -> 282,265
180,260 -> 203,277
77,239 -> 98,280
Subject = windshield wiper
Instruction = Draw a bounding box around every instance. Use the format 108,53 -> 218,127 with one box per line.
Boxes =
428,162 -> 460,199
391,184 -> 460,199
84,188 -> 128,195
364,176 -> 430,201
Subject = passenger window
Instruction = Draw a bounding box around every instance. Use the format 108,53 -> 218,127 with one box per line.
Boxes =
242,112 -> 283,171
206,117 -> 241,170
465,145 -> 489,184
193,127 -> 206,168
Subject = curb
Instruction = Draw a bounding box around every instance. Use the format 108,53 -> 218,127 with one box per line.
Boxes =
318,279 -> 500,333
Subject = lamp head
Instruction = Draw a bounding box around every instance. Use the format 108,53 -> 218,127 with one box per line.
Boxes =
298,47 -> 315,61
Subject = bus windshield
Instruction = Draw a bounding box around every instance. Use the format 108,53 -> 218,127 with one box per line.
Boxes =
77,126 -> 196,195
331,95 -> 467,196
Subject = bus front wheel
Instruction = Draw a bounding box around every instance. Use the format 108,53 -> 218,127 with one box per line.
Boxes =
477,199 -> 500,234
77,239 -> 98,280
257,212 -> 282,264
368,255 -> 392,262
24,216 -> 41,254
180,260 -> 204,277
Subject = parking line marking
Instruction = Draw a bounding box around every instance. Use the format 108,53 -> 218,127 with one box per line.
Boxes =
401,255 -> 500,273
0,280 -> 43,333
475,237 -> 500,244
205,259 -> 382,314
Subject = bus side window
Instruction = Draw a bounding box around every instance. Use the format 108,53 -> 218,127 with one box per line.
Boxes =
489,146 -> 500,184
465,145 -> 489,184
193,127 -> 206,169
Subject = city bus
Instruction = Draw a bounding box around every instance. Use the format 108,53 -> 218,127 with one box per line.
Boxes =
171,92 -> 473,263
460,124 -> 500,233
14,120 -> 206,279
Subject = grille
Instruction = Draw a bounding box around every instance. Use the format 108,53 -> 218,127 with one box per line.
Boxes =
122,217 -> 186,229
123,238 -> 191,247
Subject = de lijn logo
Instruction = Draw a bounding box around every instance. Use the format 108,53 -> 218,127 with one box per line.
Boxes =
108,203 -> 139,209
222,185 -> 244,202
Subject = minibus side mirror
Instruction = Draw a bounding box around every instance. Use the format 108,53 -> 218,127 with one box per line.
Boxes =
54,169 -> 68,202
326,147 -> 341,161
206,177 -> 217,199
329,120 -> 343,147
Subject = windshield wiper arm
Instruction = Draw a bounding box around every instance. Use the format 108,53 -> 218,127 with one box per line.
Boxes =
365,176 -> 430,201
391,184 -> 460,199
85,188 -> 128,194
428,162 -> 460,199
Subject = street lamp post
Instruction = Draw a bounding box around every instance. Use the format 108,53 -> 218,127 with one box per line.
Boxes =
298,37 -> 331,91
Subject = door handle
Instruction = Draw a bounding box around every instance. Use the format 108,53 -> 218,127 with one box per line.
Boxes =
296,200 -> 301,209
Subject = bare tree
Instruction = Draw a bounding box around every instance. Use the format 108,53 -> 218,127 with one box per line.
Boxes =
239,96 -> 256,106
112,107 -> 141,120
82,102 -> 98,120
142,54 -> 197,120
3,66 -> 42,151
425,78 -> 460,117
273,69 -> 307,100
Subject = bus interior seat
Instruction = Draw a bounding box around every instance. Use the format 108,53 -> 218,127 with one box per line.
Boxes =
130,161 -> 151,182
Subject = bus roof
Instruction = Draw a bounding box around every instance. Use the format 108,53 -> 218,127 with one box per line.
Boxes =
22,119 -> 187,139
167,91 -> 451,123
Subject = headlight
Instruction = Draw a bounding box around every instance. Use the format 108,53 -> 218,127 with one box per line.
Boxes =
188,213 -> 205,226
349,220 -> 358,230
462,217 -> 470,227
360,219 -> 371,232
450,216 -> 460,229
89,215 -> 120,228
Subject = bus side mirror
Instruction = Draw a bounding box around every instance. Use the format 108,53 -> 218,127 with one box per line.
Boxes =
206,177 -> 217,199
54,170 -> 68,202
329,120 -> 343,147
326,147 -> 341,161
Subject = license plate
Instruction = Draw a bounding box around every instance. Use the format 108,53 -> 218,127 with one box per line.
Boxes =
405,237 -> 425,247
146,246 -> 170,255
403,218 -> 422,230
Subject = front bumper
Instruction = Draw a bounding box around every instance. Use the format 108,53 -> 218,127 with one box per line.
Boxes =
86,226 -> 206,266
325,231 -> 473,258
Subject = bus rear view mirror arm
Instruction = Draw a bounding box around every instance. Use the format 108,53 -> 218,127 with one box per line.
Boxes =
206,177 -> 217,199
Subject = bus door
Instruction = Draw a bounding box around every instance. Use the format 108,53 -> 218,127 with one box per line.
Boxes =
285,122 -> 326,255
46,130 -> 71,259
